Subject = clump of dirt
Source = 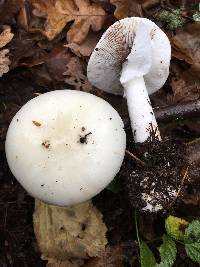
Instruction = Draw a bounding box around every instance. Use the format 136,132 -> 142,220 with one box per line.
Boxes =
125,137 -> 187,213
79,132 -> 92,144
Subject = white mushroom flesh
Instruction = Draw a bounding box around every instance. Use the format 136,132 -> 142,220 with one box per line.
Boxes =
5,90 -> 126,206
124,77 -> 160,142
87,17 -> 171,143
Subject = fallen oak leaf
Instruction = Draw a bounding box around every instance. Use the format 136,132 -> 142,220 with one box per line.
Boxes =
45,44 -> 72,82
85,245 -> 124,267
31,0 -> 107,44
33,200 -> 107,262
0,27 -> 14,48
0,49 -> 11,77
139,0 -> 160,9
8,27 -> 47,69
0,27 -> 14,77
45,44 -> 93,91
110,0 -> 142,19
65,32 -> 101,57
47,259 -> 83,267
0,0 -> 20,25
170,64 -> 200,103
63,56 -> 93,92
85,242 -> 137,267
171,22 -> 200,65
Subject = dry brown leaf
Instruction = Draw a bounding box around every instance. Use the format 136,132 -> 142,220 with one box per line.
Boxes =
31,0 -> 106,43
33,200 -> 107,264
171,22 -> 200,65
63,56 -> 93,91
0,0 -> 20,25
138,0 -> 159,9
181,142 -> 200,207
47,259 -> 83,267
0,27 -> 14,77
0,49 -> 11,77
65,32 -> 101,57
186,142 -> 200,183
45,45 -> 93,91
170,64 -> 200,103
84,245 -> 123,267
45,45 -> 73,81
0,27 -> 14,48
110,0 -> 142,19
85,242 -> 137,267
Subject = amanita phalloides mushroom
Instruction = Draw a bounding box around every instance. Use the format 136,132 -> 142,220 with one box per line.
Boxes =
87,17 -> 171,143
5,90 -> 126,206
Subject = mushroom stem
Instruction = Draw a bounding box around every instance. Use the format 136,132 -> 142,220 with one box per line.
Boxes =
124,76 -> 161,143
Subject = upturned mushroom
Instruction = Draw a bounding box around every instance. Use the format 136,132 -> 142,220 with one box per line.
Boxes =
87,17 -> 171,143
5,90 -> 126,206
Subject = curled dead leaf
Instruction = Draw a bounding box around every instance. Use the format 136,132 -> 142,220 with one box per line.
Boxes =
170,64 -> 200,103
47,259 -> 83,267
110,0 -> 142,19
0,27 -> 14,77
33,200 -> 107,264
63,56 -> 93,92
0,49 -> 11,77
45,44 -> 93,91
45,44 -> 73,82
85,245 -> 123,267
186,142 -> 200,182
65,32 -> 101,57
85,242 -> 137,267
181,141 -> 200,207
171,22 -> 200,65
0,27 -> 14,48
31,0 -> 107,44
138,0 -> 160,9
0,0 -> 20,25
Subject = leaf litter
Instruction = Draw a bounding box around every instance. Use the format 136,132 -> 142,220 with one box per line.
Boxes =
31,0 -> 106,43
0,0 -> 200,267
0,26 -> 14,77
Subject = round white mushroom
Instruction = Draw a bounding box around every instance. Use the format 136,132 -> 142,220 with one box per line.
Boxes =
5,90 -> 126,206
87,17 -> 171,143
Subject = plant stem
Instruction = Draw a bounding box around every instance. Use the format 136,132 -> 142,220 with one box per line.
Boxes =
135,210 -> 141,248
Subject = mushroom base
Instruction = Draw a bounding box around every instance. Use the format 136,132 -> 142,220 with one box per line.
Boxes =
125,137 -> 188,213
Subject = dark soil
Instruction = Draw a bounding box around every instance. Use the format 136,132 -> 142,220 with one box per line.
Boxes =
0,70 -> 47,267
126,137 -> 187,213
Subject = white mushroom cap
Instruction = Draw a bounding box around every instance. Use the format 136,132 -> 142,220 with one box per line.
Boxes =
87,17 -> 171,96
5,90 -> 126,206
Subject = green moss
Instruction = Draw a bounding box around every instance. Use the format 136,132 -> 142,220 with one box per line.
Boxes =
193,11 -> 200,21
158,9 -> 186,30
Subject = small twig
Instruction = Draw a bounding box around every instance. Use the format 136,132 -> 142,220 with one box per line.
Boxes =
170,167 -> 189,207
125,100 -> 200,130
4,206 -> 8,230
126,150 -> 145,167
187,137 -> 200,145
155,100 -> 200,123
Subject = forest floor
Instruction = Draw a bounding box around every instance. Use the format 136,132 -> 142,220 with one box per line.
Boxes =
0,0 -> 200,266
